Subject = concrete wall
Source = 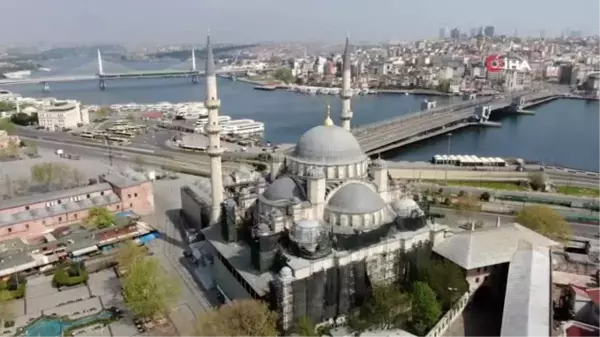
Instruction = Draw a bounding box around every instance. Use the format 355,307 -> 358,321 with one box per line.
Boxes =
426,292 -> 470,337
389,168 -> 528,181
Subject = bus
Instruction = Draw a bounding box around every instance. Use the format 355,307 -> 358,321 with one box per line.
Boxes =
112,131 -> 136,138
106,136 -> 131,145
112,120 -> 129,126
80,131 -> 94,139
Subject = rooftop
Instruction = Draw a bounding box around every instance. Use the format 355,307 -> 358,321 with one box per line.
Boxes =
203,225 -> 273,297
432,223 -> 559,270
100,171 -> 148,189
0,183 -> 113,210
500,241 -> 551,337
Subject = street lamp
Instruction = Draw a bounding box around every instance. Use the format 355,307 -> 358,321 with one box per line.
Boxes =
445,133 -> 453,185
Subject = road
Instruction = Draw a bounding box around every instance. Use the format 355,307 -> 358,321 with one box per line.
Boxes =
144,177 -> 217,335
432,207 -> 600,240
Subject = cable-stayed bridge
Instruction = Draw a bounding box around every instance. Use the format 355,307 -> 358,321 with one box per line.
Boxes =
0,49 -> 259,90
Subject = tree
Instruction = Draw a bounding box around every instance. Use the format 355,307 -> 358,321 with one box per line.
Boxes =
22,140 -> 38,156
273,67 -> 294,84
30,162 -> 73,190
86,206 -> 115,229
10,112 -> 35,126
95,107 -> 111,118
436,79 -> 451,93
529,172 -> 548,191
116,241 -> 147,270
516,205 -> 571,241
195,299 -> 278,336
349,283 -> 411,332
122,257 -> 180,319
419,260 -> 467,310
134,156 -> 146,169
70,168 -> 85,187
452,194 -> 481,225
294,316 -> 318,336
0,292 -> 14,326
0,118 -> 15,135
410,282 -> 441,336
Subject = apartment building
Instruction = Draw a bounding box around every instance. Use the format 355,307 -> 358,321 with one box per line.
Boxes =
37,100 -> 90,131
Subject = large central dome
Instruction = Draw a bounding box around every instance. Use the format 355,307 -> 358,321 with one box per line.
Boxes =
291,125 -> 366,165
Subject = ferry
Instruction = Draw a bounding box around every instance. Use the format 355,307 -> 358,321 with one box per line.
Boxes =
221,119 -> 265,137
195,115 -> 232,126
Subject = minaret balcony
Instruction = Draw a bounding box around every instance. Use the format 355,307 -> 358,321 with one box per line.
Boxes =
207,146 -> 224,156
340,89 -> 353,99
204,124 -> 221,134
340,110 -> 353,119
205,98 -> 221,109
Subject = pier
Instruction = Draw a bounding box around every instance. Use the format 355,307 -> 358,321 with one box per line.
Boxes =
354,91 -> 565,156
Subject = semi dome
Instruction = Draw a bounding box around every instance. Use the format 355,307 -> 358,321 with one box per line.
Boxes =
291,125 -> 366,165
327,183 -> 386,215
262,176 -> 306,202
392,198 -> 422,218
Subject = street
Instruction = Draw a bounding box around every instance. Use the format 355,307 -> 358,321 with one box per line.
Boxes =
143,176 -> 217,335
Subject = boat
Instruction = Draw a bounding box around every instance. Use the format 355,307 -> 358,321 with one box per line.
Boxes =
254,85 -> 277,91
221,119 -> 265,137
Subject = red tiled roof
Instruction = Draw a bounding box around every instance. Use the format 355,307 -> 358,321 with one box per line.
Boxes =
570,284 -> 600,305
566,322 -> 600,337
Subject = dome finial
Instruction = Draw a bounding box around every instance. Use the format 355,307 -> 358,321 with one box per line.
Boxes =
324,102 -> 334,126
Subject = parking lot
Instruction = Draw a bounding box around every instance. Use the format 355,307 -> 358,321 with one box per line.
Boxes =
7,269 -> 137,337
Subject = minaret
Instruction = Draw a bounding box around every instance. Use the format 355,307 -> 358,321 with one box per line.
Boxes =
204,33 -> 224,225
340,36 -> 353,131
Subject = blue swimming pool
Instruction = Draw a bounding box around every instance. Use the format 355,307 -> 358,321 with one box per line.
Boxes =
115,210 -> 139,218
18,310 -> 113,336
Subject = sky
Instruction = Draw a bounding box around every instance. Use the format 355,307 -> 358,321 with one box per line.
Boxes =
1,0 -> 598,45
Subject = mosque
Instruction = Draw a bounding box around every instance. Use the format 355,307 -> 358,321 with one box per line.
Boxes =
180,35 -> 451,331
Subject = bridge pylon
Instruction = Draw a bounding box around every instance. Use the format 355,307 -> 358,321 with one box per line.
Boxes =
42,82 -> 50,92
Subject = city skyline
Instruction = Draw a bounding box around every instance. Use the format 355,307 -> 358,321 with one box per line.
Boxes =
0,0 -> 598,46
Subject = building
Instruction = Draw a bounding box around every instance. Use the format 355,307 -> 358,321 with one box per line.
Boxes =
37,99 -> 90,131
0,170 -> 155,242
503,69 -> 532,92
484,26 -> 495,37
0,130 -> 19,149
559,64 -> 580,86
568,284 -> 599,327
181,36 -> 449,331
450,28 -> 460,40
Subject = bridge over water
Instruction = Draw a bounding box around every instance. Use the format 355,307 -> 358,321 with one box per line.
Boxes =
355,91 -> 564,156
0,49 -> 266,90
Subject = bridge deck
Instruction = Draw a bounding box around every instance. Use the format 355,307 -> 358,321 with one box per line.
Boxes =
356,91 -> 560,155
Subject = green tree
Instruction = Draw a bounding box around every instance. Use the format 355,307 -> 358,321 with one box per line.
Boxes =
529,172 -> 548,191
410,282 -> 441,336
95,107 -> 111,118
0,118 -> 16,134
30,162 -> 74,190
294,316 -> 318,336
22,140 -> 38,156
86,206 -> 115,229
419,260 -> 467,310
10,112 -> 35,126
134,155 -> 146,169
0,291 -> 14,326
116,241 -> 147,270
273,67 -> 294,84
122,257 -> 180,319
352,283 -> 411,331
436,79 -> 451,93
516,205 -> 571,241
195,299 -> 278,336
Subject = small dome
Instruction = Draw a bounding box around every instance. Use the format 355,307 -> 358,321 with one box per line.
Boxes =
291,125 -> 366,165
256,223 -> 271,236
262,176 -> 306,202
327,183 -> 386,215
290,220 -> 323,245
279,266 -> 293,278
392,198 -> 422,218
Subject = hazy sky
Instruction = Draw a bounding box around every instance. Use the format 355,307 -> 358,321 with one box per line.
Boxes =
2,0 -> 598,45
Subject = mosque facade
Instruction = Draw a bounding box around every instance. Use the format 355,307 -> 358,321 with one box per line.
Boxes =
181,36 -> 448,331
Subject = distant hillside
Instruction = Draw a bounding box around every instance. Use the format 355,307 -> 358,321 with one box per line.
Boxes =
150,44 -> 259,61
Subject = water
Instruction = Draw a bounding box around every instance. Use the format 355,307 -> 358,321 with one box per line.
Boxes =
6,62 -> 600,172
19,310 -> 113,336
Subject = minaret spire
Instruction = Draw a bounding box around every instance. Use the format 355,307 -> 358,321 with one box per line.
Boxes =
324,102 -> 334,126
340,36 -> 353,131
204,32 -> 224,226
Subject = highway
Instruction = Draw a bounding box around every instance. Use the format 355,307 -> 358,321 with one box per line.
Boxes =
431,207 -> 599,240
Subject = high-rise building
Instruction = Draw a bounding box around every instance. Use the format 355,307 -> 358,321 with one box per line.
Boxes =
484,26 -> 495,37
438,27 -> 446,40
450,28 -> 460,40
